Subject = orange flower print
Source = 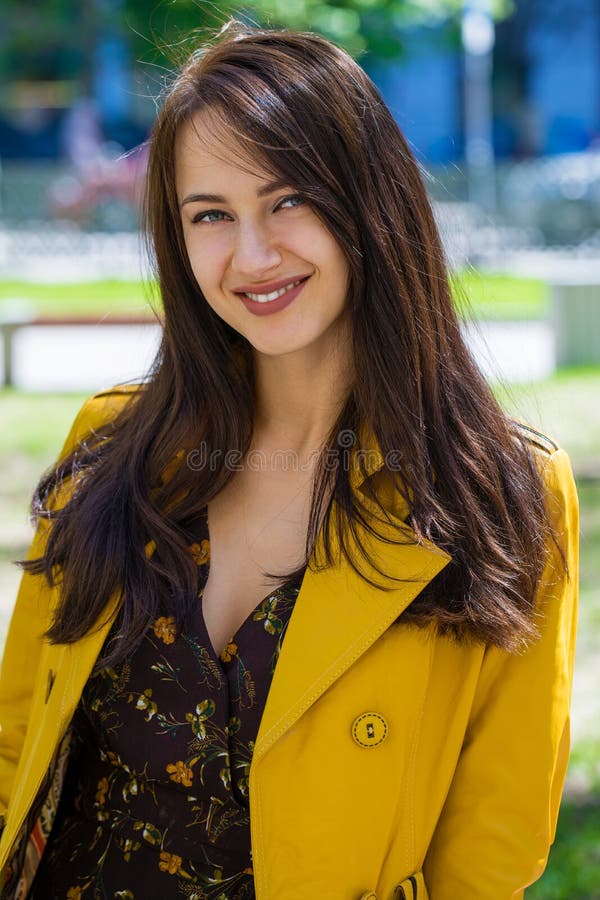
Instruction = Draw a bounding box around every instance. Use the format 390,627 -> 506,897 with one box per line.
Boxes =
166,760 -> 194,787
189,539 -> 210,566
153,616 -> 177,645
95,776 -> 109,806
219,641 -> 237,663
159,851 -> 182,875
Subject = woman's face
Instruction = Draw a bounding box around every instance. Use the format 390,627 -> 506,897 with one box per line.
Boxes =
175,110 -> 351,359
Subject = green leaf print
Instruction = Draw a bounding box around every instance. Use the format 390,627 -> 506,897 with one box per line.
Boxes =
253,596 -> 283,636
150,658 -> 187,691
185,698 -> 216,740
195,699 -> 216,717
130,688 -> 158,722
133,820 -> 162,847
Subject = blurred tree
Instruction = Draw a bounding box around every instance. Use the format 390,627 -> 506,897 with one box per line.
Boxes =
252,0 -> 512,56
0,0 -> 84,81
0,0 -> 514,82
125,0 -> 513,61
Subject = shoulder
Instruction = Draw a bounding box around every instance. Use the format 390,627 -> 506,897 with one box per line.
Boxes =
512,420 -> 574,485
512,420 -> 559,457
60,382 -> 146,459
511,420 -> 578,552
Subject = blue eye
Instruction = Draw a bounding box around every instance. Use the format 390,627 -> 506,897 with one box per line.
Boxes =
192,209 -> 229,224
277,194 -> 305,210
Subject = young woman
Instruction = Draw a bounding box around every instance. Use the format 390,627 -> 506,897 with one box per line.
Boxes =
0,21 -> 578,900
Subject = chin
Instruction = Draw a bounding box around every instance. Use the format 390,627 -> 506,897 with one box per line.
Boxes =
248,338 -> 309,358
239,324 -> 313,357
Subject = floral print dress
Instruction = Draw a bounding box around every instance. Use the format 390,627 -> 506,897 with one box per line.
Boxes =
30,511 -> 304,900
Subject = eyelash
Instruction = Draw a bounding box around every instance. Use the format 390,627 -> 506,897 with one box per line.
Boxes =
191,193 -> 305,225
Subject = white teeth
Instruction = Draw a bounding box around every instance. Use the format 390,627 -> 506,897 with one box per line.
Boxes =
244,279 -> 304,303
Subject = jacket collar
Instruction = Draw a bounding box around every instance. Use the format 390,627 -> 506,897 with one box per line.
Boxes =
348,424 -> 386,486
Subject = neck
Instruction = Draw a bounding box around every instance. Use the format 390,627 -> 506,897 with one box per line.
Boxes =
251,335 -> 352,457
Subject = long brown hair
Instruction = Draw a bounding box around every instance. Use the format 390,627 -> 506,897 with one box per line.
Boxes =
27,21 -> 553,665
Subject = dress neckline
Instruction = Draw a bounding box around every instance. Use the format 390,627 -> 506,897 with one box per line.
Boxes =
191,507 -> 306,662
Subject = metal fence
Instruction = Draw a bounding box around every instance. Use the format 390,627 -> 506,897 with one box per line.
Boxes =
2,153 -> 600,278
0,226 -> 149,280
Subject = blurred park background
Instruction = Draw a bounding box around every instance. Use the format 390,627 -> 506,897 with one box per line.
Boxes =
1,0 -> 599,895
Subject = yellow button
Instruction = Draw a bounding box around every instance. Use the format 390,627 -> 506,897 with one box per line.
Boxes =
352,712 -> 388,748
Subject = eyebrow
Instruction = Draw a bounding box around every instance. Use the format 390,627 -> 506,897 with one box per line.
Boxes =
180,177 -> 291,208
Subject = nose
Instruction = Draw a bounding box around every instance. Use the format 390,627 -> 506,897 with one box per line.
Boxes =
230,219 -> 282,278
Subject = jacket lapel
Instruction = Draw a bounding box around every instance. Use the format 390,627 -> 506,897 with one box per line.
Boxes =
253,500 -> 451,764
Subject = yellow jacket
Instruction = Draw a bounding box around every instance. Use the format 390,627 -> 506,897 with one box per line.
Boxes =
0,388 -> 579,899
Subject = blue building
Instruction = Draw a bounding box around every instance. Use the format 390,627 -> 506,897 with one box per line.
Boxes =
370,0 -> 600,163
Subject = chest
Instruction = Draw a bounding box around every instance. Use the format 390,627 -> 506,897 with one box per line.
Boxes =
201,466 -> 314,657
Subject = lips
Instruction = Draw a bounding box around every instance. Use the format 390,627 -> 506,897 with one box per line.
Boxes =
238,275 -> 309,317
234,274 -> 311,302
244,279 -> 305,303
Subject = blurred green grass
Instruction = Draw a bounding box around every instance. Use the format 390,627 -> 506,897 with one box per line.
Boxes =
0,271 -> 548,321
453,270 -> 548,320
0,367 -> 598,897
529,795 -> 600,899
0,280 -> 155,318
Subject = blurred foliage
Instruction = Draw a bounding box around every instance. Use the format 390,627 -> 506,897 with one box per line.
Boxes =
526,788 -> 600,899
0,0 -> 514,85
0,0 -> 85,81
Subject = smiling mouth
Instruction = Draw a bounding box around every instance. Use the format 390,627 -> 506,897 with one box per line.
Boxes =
240,276 -> 310,304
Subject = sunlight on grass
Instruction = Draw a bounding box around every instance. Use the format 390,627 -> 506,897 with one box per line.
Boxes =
0,280 -> 157,318
451,270 -> 547,320
0,271 -> 547,321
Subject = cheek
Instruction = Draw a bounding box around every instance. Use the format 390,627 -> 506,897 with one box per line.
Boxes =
184,234 -> 226,294
325,242 -> 350,297
308,228 -> 349,285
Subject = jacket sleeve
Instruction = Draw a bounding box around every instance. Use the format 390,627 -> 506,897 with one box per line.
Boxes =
423,447 -> 579,899
0,393 -> 114,828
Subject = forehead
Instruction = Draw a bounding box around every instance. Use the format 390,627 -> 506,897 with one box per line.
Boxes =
174,109 -> 275,192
